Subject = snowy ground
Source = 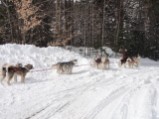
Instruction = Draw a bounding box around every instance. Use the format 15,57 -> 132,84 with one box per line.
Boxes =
0,44 -> 159,119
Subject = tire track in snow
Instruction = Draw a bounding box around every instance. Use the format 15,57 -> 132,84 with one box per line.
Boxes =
81,69 -> 158,119
25,72 -> 121,119
82,84 -> 130,119
151,86 -> 158,119
110,70 -> 159,119
43,72 -> 131,119
40,69 -> 152,119
24,73 -> 107,119
110,75 -> 159,119
110,80 -> 143,119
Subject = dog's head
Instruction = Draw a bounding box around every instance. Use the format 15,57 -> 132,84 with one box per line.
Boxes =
16,63 -> 23,68
126,57 -> 132,63
119,48 -> 127,53
101,57 -> 109,63
95,57 -> 101,64
71,59 -> 77,64
132,55 -> 140,64
52,63 -> 59,69
24,64 -> 33,71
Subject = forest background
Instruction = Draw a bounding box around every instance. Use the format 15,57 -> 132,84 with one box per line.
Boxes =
0,0 -> 159,60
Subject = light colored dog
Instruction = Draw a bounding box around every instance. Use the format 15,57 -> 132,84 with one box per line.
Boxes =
52,59 -> 77,74
126,55 -> 140,68
1,63 -> 33,85
91,56 -> 110,70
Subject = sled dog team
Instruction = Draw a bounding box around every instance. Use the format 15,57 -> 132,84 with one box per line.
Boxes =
0,48 -> 140,85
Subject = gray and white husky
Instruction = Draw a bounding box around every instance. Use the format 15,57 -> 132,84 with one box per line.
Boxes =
52,59 -> 77,74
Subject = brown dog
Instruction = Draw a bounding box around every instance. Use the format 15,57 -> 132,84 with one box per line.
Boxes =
119,48 -> 139,67
1,63 -> 33,85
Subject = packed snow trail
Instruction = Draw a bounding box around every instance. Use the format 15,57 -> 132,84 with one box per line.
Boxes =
0,44 -> 159,119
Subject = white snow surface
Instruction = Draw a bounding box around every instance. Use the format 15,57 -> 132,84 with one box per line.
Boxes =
0,44 -> 159,119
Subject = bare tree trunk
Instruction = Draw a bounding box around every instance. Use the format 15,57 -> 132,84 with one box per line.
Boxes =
101,0 -> 106,46
55,0 -> 62,36
2,0 -> 14,42
115,0 -> 123,47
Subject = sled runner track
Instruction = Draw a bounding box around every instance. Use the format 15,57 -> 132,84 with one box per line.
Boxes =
82,84 -> 131,119
16,68 -> 156,119
150,86 -> 158,119
25,101 -> 70,119
24,73 -> 109,119
109,78 -> 146,119
42,76 -> 129,119
24,72 -> 121,119
81,70 -> 159,119
24,72 -> 104,105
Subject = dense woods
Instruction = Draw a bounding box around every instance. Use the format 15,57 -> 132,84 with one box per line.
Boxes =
0,0 -> 159,60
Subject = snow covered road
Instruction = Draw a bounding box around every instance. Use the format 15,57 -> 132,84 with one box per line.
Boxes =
0,44 -> 159,119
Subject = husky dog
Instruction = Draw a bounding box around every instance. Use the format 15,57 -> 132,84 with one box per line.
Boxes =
91,56 -> 110,70
1,63 -> 33,85
126,56 -> 140,68
52,59 -> 77,74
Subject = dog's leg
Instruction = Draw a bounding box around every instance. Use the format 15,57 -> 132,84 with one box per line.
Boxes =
7,80 -> 10,85
124,63 -> 127,68
57,69 -> 62,74
1,69 -> 6,84
102,63 -> 107,70
1,74 -> 5,84
107,62 -> 110,69
119,61 -> 122,68
7,75 -> 13,86
0,78 -> 4,84
69,66 -> 73,74
69,69 -> 73,74
1,76 -> 5,85
135,58 -> 139,67
106,59 -> 110,69
128,62 -> 130,68
21,75 -> 25,83
14,74 -> 17,82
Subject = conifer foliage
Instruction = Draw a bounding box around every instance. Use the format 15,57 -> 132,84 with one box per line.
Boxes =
0,0 -> 159,59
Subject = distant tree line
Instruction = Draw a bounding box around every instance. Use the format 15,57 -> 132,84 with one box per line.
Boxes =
0,0 -> 159,60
